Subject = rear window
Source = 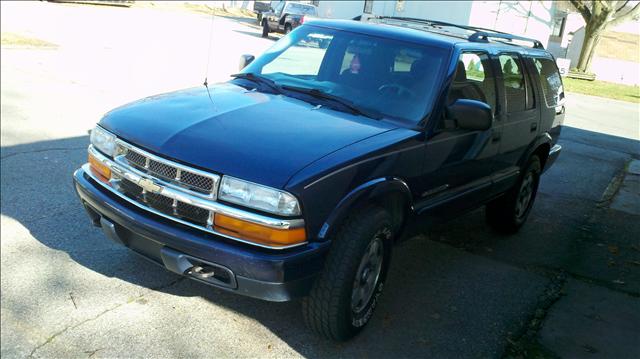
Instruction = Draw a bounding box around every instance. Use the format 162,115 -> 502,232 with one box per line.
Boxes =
533,58 -> 564,107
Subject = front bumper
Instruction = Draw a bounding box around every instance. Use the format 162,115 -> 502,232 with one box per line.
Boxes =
73,167 -> 330,301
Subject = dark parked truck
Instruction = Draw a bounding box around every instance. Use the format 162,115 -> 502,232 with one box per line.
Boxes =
74,17 -> 564,340
261,1 -> 317,37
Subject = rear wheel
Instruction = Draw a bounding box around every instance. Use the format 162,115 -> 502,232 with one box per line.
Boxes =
486,155 -> 541,234
302,205 -> 393,341
261,20 -> 269,38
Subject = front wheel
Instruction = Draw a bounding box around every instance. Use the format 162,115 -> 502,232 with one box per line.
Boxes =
486,155 -> 541,234
284,24 -> 292,34
302,205 -> 393,341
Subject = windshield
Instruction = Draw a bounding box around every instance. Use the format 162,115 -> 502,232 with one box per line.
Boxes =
239,25 -> 449,123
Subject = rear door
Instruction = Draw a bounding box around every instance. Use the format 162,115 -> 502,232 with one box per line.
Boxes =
492,53 -> 540,193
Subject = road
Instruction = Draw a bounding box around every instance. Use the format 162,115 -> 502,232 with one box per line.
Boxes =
1,2 -> 639,358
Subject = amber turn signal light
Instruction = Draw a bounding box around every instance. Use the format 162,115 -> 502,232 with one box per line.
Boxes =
88,152 -> 111,182
214,213 -> 306,247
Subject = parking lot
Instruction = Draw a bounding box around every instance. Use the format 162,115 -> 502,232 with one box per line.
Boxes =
1,2 -> 639,358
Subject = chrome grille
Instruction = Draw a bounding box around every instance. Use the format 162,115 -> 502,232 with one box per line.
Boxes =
116,141 -> 219,197
176,201 -> 210,225
148,159 -> 177,181
145,192 -> 174,213
180,170 -> 214,192
85,143 -> 306,249
125,150 -> 146,168
120,177 -> 143,197
117,178 -> 211,227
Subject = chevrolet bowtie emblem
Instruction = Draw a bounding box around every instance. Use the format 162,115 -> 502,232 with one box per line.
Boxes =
138,178 -> 162,193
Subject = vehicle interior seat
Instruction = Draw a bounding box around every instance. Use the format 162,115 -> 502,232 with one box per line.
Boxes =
447,61 -> 487,105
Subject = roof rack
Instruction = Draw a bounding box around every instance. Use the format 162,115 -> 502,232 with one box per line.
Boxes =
369,16 -> 544,49
468,32 -> 544,49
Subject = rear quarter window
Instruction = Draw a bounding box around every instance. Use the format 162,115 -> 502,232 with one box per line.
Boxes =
533,58 -> 564,107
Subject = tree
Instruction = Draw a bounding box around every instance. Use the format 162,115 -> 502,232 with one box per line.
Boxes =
569,0 -> 640,72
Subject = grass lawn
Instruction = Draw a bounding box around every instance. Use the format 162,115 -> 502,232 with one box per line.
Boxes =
563,77 -> 640,103
1,32 -> 57,48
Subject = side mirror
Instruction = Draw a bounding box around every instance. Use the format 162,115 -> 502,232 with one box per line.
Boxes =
446,99 -> 492,131
239,54 -> 255,71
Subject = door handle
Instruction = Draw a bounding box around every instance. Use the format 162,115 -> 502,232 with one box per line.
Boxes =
530,122 -> 538,132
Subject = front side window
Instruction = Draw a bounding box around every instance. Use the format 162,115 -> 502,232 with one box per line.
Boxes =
241,25 -> 449,123
533,58 -> 564,107
499,54 -> 534,112
447,52 -> 496,111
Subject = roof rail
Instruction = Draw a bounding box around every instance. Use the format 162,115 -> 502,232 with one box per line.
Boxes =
468,31 -> 544,49
368,16 -> 544,49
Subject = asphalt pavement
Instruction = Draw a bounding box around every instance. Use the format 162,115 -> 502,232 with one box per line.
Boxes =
1,2 -> 639,358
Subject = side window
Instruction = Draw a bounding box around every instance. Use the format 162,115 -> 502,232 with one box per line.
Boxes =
447,52 -> 496,111
262,32 -> 333,76
498,54 -> 534,112
533,58 -> 564,107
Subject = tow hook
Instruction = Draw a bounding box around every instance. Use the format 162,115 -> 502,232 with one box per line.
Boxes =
188,265 -> 216,279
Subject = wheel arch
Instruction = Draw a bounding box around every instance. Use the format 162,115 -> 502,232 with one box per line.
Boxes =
316,177 -> 414,241
519,133 -> 552,170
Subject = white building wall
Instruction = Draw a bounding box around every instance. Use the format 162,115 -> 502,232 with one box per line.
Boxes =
316,1 -> 472,24
468,1 -> 553,48
387,1 -> 472,25
316,1 -> 364,19
317,1 -> 552,46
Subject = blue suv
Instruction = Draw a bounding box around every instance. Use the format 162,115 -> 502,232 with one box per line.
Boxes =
73,17 -> 564,340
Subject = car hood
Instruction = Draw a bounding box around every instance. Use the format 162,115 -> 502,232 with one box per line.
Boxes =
100,83 -> 397,188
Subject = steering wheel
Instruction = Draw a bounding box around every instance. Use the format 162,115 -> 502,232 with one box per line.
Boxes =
377,83 -> 416,98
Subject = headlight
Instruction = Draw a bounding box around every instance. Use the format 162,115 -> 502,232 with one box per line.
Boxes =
219,176 -> 301,216
90,125 -> 117,157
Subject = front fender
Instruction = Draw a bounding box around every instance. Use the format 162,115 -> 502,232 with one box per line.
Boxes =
317,177 -> 413,240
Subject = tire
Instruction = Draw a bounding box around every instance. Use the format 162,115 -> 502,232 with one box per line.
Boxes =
284,24 -> 292,34
486,155 -> 541,234
302,205 -> 393,341
261,20 -> 269,38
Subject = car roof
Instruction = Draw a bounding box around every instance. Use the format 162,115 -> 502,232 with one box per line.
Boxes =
304,19 -> 552,57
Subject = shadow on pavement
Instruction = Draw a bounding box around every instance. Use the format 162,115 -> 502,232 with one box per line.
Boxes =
1,125 -> 638,356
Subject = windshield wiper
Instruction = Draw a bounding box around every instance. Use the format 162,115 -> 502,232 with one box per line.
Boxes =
280,85 -> 382,120
230,73 -> 282,94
